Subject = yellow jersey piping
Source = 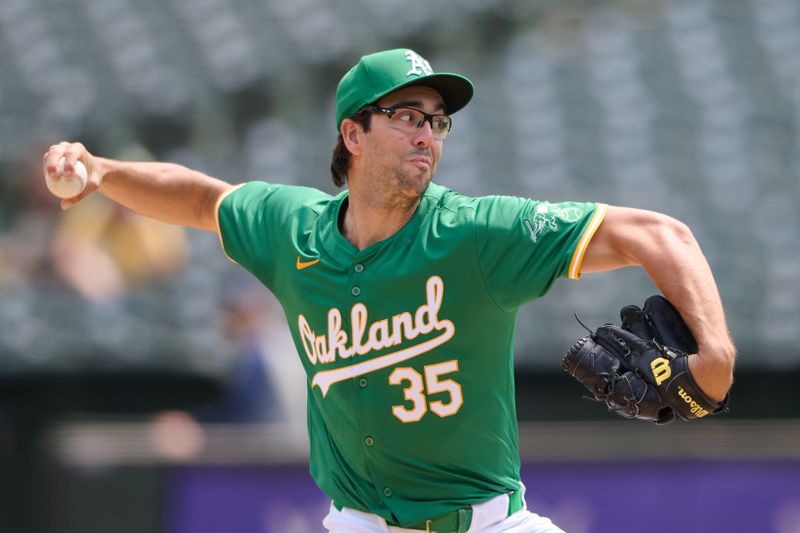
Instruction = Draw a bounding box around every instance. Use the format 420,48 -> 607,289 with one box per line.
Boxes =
568,203 -> 607,280
214,183 -> 246,264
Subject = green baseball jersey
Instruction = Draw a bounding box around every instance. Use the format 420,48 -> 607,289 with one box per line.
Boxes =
216,181 -> 606,526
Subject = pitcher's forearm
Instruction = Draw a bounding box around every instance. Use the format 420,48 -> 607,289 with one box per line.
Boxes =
583,207 -> 735,401
95,157 -> 232,232
639,230 -> 735,402
44,142 -> 233,233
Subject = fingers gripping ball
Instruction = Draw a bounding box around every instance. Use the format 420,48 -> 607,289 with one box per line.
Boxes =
45,158 -> 87,199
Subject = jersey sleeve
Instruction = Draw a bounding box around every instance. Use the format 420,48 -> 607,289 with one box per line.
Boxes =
474,196 -> 606,311
215,181 -> 289,287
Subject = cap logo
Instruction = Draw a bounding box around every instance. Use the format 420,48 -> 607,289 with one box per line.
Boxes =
405,50 -> 433,77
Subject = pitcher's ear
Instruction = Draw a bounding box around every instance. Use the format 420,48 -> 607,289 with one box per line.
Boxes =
341,118 -> 365,156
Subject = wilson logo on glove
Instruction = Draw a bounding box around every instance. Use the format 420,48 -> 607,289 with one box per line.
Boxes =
650,357 -> 672,385
677,386 -> 710,418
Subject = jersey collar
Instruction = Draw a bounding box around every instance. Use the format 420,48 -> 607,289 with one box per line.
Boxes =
321,184 -> 444,262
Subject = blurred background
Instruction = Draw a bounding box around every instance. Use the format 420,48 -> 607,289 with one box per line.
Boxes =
1,0 -> 799,532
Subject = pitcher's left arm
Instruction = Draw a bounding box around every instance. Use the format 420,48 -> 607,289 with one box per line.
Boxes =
580,206 -> 735,402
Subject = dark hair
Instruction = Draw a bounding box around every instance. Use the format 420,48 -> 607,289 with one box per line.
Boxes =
330,108 -> 373,187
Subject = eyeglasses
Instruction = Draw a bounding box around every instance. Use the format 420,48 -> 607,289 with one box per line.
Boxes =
364,105 -> 453,140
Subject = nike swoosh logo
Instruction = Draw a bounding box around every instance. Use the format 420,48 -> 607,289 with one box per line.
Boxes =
310,322 -> 455,397
296,257 -> 320,270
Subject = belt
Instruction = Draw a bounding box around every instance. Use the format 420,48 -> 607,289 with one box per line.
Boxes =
387,487 -> 524,533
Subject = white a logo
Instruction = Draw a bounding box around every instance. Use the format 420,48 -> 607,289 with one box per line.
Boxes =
405,50 -> 433,77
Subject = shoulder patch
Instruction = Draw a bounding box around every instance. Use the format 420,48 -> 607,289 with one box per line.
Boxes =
523,203 -> 576,243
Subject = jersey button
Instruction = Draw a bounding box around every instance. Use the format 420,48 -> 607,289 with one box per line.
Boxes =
383,488 -> 393,497
354,263 -> 364,273
364,436 -> 374,447
351,286 -> 361,297
358,378 -> 368,388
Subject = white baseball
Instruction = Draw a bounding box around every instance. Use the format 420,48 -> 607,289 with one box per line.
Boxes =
46,157 -> 88,199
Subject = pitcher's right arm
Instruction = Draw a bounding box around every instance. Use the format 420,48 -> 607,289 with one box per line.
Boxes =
43,142 -> 232,233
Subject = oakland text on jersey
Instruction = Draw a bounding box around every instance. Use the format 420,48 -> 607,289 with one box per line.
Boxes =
299,276 -> 455,397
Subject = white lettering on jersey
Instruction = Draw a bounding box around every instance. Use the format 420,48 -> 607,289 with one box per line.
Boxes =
524,203 -> 585,243
405,50 -> 433,77
298,276 -> 455,397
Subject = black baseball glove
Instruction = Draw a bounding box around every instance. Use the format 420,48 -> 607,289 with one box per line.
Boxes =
562,295 -> 729,424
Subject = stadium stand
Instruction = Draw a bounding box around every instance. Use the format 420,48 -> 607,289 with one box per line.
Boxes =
0,0 -> 798,376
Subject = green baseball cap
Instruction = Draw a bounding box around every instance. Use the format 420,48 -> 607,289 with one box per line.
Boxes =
335,48 -> 474,131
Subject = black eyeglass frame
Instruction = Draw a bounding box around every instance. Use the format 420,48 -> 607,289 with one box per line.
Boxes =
363,105 -> 453,138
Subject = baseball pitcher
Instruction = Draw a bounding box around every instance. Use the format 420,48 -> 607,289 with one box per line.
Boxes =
43,49 -> 735,532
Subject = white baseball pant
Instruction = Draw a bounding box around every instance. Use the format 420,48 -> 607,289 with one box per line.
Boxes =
323,485 -> 566,533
